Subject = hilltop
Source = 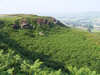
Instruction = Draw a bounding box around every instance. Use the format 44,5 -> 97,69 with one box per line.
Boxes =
0,14 -> 66,35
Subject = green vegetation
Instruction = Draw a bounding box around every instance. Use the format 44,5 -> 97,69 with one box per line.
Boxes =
0,14 -> 100,75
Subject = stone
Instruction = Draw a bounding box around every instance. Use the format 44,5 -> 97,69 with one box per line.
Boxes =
20,19 -> 28,29
39,32 -> 44,36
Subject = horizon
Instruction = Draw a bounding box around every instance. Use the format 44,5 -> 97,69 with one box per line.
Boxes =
0,0 -> 100,17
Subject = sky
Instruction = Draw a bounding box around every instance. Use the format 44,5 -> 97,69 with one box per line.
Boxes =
0,0 -> 100,16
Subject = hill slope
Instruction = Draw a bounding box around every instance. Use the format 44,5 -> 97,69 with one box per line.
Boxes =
0,14 -> 100,75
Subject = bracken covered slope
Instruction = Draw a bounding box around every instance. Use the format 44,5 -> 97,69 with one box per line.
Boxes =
0,14 -> 100,75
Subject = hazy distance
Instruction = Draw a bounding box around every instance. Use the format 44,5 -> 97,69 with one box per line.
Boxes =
0,0 -> 100,17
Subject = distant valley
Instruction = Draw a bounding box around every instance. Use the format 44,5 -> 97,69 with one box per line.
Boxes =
57,12 -> 100,32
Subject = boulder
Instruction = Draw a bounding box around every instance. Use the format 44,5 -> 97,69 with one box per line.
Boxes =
39,32 -> 44,36
20,19 -> 28,29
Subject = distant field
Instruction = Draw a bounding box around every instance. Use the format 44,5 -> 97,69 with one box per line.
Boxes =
92,29 -> 100,32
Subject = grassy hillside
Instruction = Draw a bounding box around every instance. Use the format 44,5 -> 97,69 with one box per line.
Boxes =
0,14 -> 100,75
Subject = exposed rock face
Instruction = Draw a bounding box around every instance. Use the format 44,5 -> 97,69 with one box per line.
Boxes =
13,18 -> 33,29
20,19 -> 29,29
13,16 -> 65,29
36,18 -> 50,25
50,17 -> 58,24
36,17 -> 59,25
37,18 -> 45,25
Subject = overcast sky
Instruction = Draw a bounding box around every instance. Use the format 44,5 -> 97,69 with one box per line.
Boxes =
0,0 -> 100,16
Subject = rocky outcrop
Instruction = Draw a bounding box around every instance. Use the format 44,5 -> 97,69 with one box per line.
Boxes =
13,16 -> 65,29
36,17 -> 59,25
20,18 -> 28,29
13,18 -> 33,29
